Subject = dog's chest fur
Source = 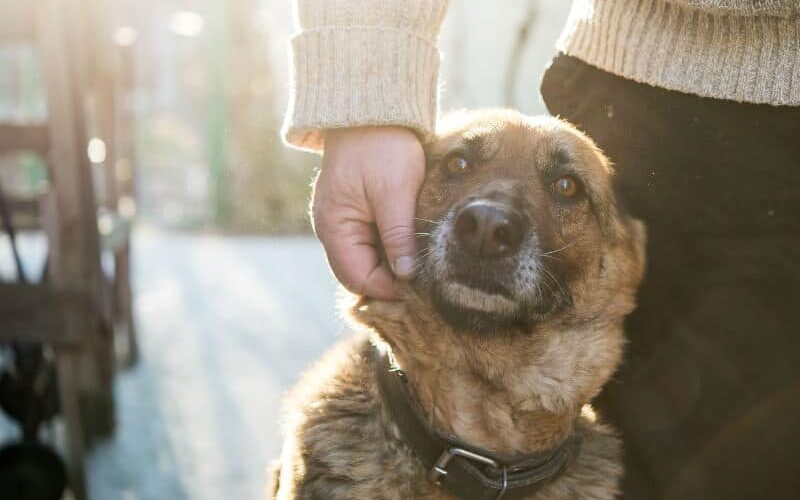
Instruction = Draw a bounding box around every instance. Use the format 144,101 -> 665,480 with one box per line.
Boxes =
272,335 -> 622,500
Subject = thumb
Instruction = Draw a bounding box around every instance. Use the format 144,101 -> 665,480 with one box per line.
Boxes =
374,190 -> 418,280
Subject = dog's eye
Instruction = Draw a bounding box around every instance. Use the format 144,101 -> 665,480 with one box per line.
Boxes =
444,156 -> 470,176
553,176 -> 582,198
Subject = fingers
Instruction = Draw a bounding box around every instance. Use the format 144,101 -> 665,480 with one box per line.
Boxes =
313,125 -> 425,299
373,186 -> 419,280
318,217 -> 400,300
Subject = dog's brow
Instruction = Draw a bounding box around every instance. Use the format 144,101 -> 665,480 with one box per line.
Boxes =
458,130 -> 499,162
541,147 -> 574,175
552,148 -> 572,167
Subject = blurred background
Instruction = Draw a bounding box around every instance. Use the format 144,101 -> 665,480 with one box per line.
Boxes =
0,1 -> 570,499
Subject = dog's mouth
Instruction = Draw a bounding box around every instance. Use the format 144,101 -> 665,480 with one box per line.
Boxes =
431,279 -> 520,333
426,243 -> 533,333
426,263 -> 568,334
439,280 -> 517,314
450,273 -> 512,297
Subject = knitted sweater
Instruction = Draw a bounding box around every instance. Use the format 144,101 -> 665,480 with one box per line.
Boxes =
284,0 -> 800,151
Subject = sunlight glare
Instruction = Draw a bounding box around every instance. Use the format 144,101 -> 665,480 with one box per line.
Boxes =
113,26 -> 138,46
118,196 -> 137,218
581,404 -> 597,423
87,138 -> 107,164
98,212 -> 113,236
169,11 -> 205,37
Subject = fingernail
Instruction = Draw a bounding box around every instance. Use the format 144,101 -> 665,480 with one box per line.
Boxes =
393,256 -> 416,278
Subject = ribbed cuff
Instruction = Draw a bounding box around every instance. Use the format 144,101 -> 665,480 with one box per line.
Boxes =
283,26 -> 441,152
558,0 -> 800,106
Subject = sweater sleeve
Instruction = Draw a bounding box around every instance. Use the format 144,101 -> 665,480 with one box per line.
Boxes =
662,0 -> 800,16
283,0 -> 450,152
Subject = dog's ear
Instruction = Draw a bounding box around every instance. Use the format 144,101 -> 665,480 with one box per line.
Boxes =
579,140 -> 629,241
611,216 -> 647,290
627,218 -> 647,280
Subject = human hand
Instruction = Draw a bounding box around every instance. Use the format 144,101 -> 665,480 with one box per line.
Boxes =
312,126 -> 426,300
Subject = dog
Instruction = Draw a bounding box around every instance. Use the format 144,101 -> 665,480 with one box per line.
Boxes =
270,109 -> 646,500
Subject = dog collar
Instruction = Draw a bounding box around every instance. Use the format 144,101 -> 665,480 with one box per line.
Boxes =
374,347 -> 582,500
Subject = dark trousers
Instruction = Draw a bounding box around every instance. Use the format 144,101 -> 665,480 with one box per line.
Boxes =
542,54 -> 800,500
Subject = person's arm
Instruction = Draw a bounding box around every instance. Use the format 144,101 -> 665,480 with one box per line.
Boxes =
284,0 -> 450,300
284,0 -> 450,151
663,0 -> 799,16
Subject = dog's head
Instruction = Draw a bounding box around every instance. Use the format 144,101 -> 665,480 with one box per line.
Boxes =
347,110 -> 646,420
410,109 -> 645,335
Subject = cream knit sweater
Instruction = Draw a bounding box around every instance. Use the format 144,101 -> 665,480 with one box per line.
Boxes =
284,0 -> 800,151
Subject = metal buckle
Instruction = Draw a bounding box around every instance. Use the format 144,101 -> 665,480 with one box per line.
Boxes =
428,447 -> 509,499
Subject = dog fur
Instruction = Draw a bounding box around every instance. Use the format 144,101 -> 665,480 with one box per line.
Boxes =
270,110 -> 647,499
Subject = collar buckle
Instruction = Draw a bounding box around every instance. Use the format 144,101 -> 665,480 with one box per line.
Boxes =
429,447 -> 509,499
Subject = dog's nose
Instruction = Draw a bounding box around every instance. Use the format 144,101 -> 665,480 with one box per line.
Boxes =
454,201 -> 524,259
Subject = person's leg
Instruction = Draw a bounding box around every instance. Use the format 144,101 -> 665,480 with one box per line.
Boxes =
542,54 -> 800,500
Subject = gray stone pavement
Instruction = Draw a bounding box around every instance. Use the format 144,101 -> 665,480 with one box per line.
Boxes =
1,229 -> 345,500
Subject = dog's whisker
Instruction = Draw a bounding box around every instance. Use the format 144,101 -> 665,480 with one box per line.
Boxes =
412,248 -> 433,270
540,238 -> 583,257
413,255 -> 431,268
537,276 -> 557,300
414,217 -> 446,230
542,267 -> 568,299
538,254 -> 564,263
540,275 -> 555,293
411,263 -> 429,274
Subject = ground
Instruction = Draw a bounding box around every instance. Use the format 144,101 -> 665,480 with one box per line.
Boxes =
0,229 -> 343,500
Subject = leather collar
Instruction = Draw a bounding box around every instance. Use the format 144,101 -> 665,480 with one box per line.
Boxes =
373,346 -> 581,500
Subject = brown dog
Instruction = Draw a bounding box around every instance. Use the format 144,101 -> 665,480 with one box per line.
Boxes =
270,110 -> 646,500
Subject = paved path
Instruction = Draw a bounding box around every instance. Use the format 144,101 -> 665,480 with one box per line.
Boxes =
1,230 -> 344,500
91,230 -> 344,500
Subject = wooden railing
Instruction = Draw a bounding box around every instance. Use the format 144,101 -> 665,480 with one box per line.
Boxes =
0,1 -> 138,498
